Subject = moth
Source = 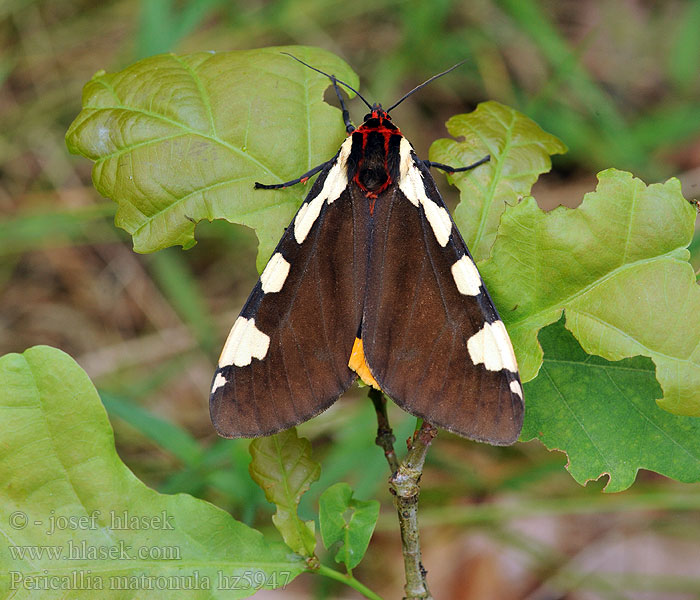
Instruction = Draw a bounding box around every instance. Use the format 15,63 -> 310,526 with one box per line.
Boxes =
210,56 -> 523,445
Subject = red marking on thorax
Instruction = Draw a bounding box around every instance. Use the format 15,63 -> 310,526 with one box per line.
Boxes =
353,111 -> 402,205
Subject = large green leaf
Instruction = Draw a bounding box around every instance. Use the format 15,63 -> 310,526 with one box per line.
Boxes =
319,483 -> 379,571
249,429 -> 320,558
481,169 -> 699,415
66,46 -> 358,271
429,101 -> 567,262
522,319 -> 700,492
0,347 -> 305,598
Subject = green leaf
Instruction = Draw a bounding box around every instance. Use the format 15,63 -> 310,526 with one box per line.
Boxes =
249,429 -> 320,557
66,46 -> 358,271
429,100 -> 567,262
0,347 -> 305,598
480,169 -> 700,415
521,319 -> 700,492
319,483 -> 379,571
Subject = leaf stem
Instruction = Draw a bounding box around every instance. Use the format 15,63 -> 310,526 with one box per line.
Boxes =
316,563 -> 385,600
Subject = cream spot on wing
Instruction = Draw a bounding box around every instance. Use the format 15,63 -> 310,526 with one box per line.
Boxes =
218,317 -> 270,368
294,193 -> 325,244
467,320 -> 518,373
422,197 -> 452,246
260,252 -> 290,293
294,138 -> 352,243
211,372 -> 227,394
398,137 -> 452,245
325,137 -> 352,205
510,380 -> 523,398
398,138 -> 421,207
294,202 -> 309,232
451,255 -> 482,296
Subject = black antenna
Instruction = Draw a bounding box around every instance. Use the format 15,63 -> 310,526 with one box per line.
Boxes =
385,60 -> 467,113
280,52 -> 373,110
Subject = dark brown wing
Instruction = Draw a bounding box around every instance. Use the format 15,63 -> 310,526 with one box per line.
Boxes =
361,159 -> 523,445
210,157 -> 369,438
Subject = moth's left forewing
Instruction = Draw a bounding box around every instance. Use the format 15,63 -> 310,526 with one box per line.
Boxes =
361,139 -> 524,445
210,140 -> 368,438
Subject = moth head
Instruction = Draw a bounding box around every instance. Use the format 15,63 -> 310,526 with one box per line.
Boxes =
364,104 -> 391,123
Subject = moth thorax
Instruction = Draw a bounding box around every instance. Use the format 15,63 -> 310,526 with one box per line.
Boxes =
353,130 -> 398,198
358,165 -> 389,194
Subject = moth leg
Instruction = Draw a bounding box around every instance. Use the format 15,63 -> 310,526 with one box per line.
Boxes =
254,160 -> 333,190
423,155 -> 490,173
330,75 -> 355,134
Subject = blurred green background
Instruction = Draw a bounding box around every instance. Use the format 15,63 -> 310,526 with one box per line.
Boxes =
2,1 -> 700,598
